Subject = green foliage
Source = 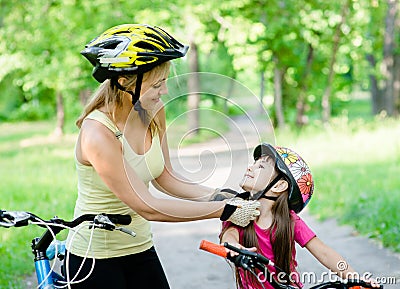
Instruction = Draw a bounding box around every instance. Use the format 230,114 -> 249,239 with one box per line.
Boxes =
0,0 -> 396,127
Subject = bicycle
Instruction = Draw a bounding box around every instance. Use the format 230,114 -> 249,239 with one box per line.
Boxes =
0,210 -> 135,289
199,240 -> 383,289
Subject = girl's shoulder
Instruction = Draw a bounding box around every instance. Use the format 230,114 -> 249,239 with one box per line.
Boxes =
290,210 -> 317,246
290,210 -> 312,230
290,210 -> 303,221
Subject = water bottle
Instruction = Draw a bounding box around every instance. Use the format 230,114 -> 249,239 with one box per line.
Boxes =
46,240 -> 66,260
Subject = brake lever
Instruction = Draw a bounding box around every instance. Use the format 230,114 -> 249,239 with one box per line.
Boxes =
227,254 -> 254,270
91,214 -> 115,230
115,226 -> 136,237
0,211 -> 31,228
91,214 -> 136,237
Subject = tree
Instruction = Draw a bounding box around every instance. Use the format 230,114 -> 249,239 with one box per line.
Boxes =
362,0 -> 399,117
321,0 -> 351,123
382,0 -> 399,116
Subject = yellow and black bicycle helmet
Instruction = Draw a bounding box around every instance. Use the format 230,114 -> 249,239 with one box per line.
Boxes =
81,24 -> 188,83
81,24 -> 188,106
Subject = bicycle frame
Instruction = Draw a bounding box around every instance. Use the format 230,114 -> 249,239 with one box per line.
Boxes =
32,236 -> 65,288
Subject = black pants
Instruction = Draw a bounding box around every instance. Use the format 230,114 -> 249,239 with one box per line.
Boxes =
62,246 -> 170,289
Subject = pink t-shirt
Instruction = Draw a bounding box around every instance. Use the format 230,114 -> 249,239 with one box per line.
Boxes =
222,211 -> 316,289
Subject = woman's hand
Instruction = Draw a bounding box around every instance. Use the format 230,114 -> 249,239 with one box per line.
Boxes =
209,188 -> 238,201
220,198 -> 260,227
209,189 -> 251,201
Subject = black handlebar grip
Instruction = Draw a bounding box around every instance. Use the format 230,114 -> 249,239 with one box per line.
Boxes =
106,214 -> 132,225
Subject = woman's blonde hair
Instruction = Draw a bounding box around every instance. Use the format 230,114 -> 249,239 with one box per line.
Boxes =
76,61 -> 171,134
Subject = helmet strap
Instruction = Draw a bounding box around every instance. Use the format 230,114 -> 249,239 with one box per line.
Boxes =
110,74 -> 149,125
132,73 -> 143,105
252,173 -> 282,200
259,195 -> 278,201
111,77 -> 124,91
110,73 -> 143,106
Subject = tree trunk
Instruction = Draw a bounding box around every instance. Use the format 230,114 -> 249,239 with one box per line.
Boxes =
259,71 -> 266,114
366,54 -> 384,114
79,89 -> 92,105
382,0 -> 398,116
273,56 -> 285,129
394,54 -> 400,116
224,76 -> 236,115
322,1 -> 350,123
187,40 -> 200,136
296,43 -> 314,126
53,92 -> 64,137
395,4 -> 400,116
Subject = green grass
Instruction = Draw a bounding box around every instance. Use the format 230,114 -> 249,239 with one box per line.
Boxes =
0,122 -> 77,288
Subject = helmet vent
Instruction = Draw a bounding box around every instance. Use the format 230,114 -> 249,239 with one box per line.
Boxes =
114,30 -> 131,35
146,33 -> 165,44
135,41 -> 157,51
103,42 -> 119,50
99,39 -> 122,50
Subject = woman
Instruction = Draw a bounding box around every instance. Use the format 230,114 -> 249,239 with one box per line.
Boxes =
64,24 -> 260,289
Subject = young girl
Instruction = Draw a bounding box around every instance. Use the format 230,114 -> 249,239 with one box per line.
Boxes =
220,143 -> 378,289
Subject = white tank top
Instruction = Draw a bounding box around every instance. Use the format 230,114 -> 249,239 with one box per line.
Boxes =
67,110 -> 164,258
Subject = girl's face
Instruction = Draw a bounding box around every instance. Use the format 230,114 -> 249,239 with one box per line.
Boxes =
240,155 -> 278,193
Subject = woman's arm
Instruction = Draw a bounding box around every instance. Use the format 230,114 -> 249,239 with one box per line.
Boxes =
305,237 -> 356,279
80,119 -> 226,222
152,105 -> 215,201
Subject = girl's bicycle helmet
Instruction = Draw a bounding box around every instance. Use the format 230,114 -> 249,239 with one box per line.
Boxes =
81,24 -> 189,83
253,143 -> 314,213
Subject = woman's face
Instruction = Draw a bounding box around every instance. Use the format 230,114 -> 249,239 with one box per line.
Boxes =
240,155 -> 278,193
139,69 -> 170,110
140,77 -> 168,110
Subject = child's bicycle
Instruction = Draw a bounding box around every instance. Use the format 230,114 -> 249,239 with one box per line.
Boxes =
0,210 -> 135,289
200,240 -> 383,289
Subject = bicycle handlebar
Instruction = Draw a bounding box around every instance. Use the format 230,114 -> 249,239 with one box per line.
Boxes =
0,210 -> 133,235
0,209 -> 136,260
200,240 -> 275,269
199,240 -> 383,289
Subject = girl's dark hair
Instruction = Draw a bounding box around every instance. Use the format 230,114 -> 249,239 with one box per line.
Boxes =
220,189 -> 294,288
270,191 -> 294,276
